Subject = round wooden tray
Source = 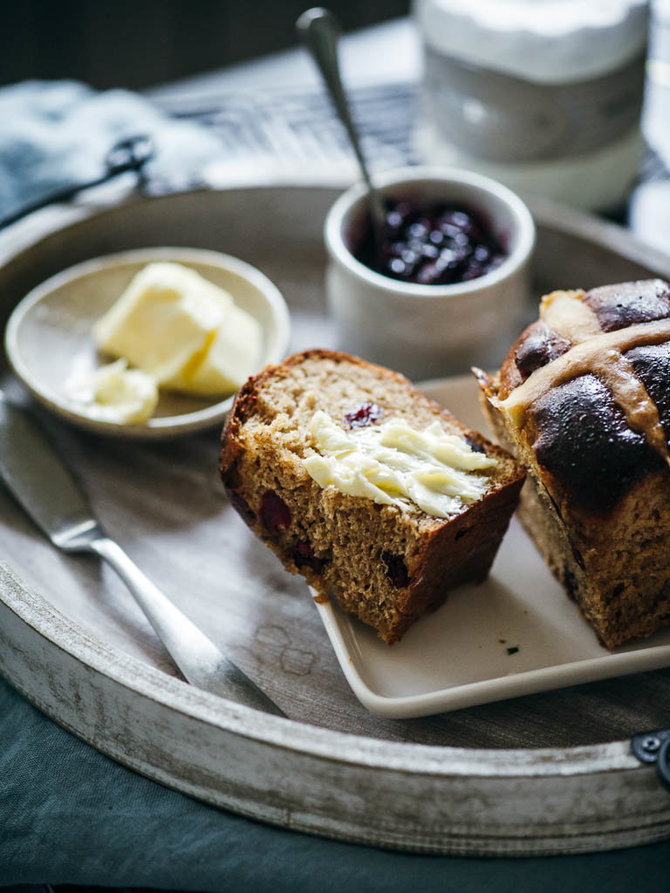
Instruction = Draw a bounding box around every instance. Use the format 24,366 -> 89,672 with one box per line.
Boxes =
1,183 -> 670,856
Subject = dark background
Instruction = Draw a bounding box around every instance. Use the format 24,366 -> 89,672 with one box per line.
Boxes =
0,0 -> 409,90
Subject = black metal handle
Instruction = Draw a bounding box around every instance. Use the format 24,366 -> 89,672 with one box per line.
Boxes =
0,134 -> 154,231
631,728 -> 670,791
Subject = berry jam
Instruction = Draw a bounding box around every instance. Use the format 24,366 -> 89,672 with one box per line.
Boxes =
352,199 -> 507,286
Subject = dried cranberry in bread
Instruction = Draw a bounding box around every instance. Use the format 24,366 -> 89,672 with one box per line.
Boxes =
220,349 -> 524,644
476,280 -> 670,649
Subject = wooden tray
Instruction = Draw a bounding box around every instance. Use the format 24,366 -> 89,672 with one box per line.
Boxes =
2,182 -> 670,857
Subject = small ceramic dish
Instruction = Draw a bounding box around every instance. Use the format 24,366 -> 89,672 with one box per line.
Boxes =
5,247 -> 290,439
324,165 -> 536,380
315,376 -> 670,718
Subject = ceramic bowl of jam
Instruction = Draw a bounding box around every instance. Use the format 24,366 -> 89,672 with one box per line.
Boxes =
324,166 -> 535,380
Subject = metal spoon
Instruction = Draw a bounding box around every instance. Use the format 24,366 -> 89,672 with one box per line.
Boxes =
0,135 -> 154,232
296,7 -> 387,243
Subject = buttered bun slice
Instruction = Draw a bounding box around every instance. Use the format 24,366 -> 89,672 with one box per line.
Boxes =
220,349 -> 524,644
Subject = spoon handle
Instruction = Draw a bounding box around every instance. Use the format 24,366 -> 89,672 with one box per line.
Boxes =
297,7 -> 386,234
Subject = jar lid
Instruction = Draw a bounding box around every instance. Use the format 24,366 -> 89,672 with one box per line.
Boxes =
416,0 -> 649,84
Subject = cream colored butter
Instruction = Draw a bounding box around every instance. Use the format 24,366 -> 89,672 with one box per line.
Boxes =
303,411 -> 496,517
93,262 -> 261,396
68,359 -> 158,424
163,302 -> 262,396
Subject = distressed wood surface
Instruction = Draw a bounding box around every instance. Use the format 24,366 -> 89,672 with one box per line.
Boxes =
1,183 -> 670,853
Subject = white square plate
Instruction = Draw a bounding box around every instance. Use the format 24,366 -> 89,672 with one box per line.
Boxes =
315,375 -> 670,718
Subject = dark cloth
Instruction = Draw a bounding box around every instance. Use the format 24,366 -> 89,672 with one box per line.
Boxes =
1,678 -> 670,891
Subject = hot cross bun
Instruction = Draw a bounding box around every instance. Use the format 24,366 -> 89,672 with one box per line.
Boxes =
476,280 -> 670,648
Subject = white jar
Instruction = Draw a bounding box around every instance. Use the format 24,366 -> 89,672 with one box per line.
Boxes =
413,0 -> 649,212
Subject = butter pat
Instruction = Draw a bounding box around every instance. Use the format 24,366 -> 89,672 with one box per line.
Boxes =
163,302 -> 262,396
68,359 -> 158,424
303,411 -> 496,517
93,262 -> 262,396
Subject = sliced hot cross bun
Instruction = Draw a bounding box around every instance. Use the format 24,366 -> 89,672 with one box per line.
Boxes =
476,280 -> 670,648
221,349 -> 524,644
